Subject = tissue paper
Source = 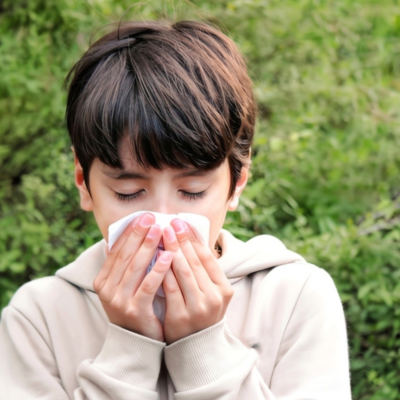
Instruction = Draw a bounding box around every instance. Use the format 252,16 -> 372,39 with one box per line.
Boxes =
107,211 -> 210,297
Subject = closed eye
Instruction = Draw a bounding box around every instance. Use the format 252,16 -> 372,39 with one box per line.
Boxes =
180,190 -> 207,200
115,190 -> 145,201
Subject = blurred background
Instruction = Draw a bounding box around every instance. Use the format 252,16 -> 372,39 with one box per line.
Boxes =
1,0 -> 399,398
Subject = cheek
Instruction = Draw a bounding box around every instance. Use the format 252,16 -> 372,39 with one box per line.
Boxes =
202,193 -> 230,248
89,187 -> 135,241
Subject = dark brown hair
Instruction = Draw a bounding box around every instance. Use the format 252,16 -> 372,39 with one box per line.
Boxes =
65,20 -> 256,197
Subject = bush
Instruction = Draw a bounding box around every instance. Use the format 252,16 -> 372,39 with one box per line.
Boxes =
1,0 -> 399,398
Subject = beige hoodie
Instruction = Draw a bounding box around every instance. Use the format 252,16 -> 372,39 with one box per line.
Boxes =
0,229 -> 351,399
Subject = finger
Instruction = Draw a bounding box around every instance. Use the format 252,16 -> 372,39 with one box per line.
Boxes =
163,226 -> 201,305
118,224 -> 163,297
94,217 -> 142,290
107,216 -> 140,253
133,251 -> 173,311
114,213 -> 156,263
169,219 -> 214,293
104,213 -> 156,289
171,219 -> 226,285
163,268 -> 185,312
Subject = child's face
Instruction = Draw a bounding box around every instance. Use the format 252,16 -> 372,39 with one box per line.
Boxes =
74,143 -> 248,251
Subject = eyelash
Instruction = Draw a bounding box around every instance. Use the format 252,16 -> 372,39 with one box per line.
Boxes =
115,190 -> 145,202
180,190 -> 207,201
114,190 -> 207,202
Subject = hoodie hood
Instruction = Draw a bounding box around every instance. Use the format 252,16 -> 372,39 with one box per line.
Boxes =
56,229 -> 305,291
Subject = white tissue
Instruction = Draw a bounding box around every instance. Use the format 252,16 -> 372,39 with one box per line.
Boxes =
107,211 -> 210,297
108,211 -> 210,250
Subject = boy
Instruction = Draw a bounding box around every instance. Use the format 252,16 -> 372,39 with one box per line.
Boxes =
0,20 -> 351,399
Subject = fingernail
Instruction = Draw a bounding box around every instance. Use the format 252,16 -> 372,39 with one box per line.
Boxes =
147,224 -> 160,239
164,226 -> 176,242
159,251 -> 173,263
140,213 -> 154,227
171,219 -> 187,234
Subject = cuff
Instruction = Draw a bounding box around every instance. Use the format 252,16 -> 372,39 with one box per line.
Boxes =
164,319 -> 249,392
93,323 -> 166,390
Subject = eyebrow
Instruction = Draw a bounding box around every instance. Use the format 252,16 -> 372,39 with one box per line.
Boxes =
102,168 -> 212,180
103,170 -> 148,180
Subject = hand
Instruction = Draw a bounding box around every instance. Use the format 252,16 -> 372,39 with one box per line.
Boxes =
162,219 -> 234,344
93,213 -> 173,342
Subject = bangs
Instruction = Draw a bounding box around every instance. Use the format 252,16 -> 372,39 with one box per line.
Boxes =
67,23 -> 244,174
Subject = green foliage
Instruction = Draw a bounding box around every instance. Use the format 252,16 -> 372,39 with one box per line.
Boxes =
1,0 -> 399,398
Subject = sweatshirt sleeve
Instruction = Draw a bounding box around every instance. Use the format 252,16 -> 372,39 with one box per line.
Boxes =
0,305 -> 164,400
163,267 -> 351,400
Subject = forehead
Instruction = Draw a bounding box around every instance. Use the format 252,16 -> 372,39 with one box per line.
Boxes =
117,135 -> 139,166
99,139 -> 229,181
116,138 -> 188,174
96,139 -> 216,179
115,134 -> 222,176
117,140 -> 143,171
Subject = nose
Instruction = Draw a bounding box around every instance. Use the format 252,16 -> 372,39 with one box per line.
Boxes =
146,197 -> 176,216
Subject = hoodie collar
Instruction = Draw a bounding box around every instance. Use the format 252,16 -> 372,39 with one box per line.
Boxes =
56,229 -> 305,292
56,239 -> 107,292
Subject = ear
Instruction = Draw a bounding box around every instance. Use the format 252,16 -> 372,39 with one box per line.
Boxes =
72,148 -> 93,212
227,165 -> 250,211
